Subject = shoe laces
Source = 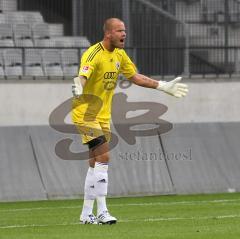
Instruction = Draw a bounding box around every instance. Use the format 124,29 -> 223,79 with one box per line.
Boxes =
102,211 -> 110,217
89,214 -> 96,222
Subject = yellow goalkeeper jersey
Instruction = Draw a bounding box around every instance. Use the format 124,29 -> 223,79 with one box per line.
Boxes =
72,42 -> 137,122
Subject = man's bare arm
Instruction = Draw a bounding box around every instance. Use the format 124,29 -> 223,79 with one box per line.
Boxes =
129,73 -> 159,89
129,73 -> 188,98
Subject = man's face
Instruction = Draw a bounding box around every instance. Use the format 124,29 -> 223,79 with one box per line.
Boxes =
108,21 -> 126,49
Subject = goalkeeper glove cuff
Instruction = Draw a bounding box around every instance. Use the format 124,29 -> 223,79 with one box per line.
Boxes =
72,77 -> 83,97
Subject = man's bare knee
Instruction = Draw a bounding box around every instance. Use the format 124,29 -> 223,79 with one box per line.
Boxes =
92,142 -> 110,163
88,157 -> 95,168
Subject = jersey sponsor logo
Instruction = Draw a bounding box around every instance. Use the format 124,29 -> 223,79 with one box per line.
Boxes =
104,81 -> 117,91
81,66 -> 89,73
104,71 -> 117,79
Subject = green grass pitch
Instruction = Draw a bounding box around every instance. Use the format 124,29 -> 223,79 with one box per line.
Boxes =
1,193 -> 240,239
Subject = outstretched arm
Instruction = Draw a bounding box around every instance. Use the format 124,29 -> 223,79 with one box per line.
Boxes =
129,73 -> 188,98
129,73 -> 159,89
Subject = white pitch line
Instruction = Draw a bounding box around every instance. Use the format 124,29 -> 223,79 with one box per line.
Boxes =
0,222 -> 79,229
111,198 -> 240,207
1,214 -> 240,229
0,198 -> 240,213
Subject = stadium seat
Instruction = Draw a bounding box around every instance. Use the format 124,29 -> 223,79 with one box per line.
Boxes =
71,37 -> 91,48
52,36 -> 73,47
23,12 -> 44,24
13,24 -> 34,47
32,23 -> 52,47
33,23 -> 54,47
61,49 -> 79,76
0,23 -> 14,47
0,14 -> 6,24
52,36 -> 90,48
42,49 -> 63,76
0,0 -> 17,12
3,49 -> 23,78
49,24 -> 64,36
34,39 -> 54,47
32,23 -> 50,39
5,12 -> 25,24
25,49 -> 44,76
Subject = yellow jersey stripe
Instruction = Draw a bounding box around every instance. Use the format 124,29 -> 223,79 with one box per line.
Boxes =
86,45 -> 101,62
99,42 -> 104,51
87,47 -> 102,62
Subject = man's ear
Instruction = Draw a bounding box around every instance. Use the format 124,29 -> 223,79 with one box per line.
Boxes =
105,31 -> 111,39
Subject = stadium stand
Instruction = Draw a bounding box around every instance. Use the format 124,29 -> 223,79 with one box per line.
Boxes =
1,0 -> 240,76
1,0 -> 238,77
0,7 -> 90,78
175,0 -> 240,74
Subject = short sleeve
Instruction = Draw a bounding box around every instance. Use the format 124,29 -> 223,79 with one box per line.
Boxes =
78,50 -> 98,80
120,50 -> 137,79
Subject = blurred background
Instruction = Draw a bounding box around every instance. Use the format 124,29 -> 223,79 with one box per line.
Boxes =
0,0 -> 240,202
1,0 -> 240,77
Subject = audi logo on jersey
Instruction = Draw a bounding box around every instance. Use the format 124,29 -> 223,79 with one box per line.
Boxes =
104,71 -> 117,79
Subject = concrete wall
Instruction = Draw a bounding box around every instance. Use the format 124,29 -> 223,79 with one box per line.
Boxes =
0,122 -> 240,201
0,79 -> 240,126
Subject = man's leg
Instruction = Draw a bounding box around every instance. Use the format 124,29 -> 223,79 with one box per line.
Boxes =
75,120 -> 105,224
77,120 -> 115,224
92,142 -> 109,215
80,153 -> 97,224
90,141 -> 117,224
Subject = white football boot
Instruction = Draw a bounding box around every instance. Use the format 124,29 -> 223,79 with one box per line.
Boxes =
97,211 -> 117,225
80,214 -> 97,224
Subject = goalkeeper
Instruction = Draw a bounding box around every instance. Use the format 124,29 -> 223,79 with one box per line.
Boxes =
72,18 -> 188,225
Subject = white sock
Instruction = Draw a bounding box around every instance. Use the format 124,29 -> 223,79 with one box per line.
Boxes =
97,196 -> 108,216
81,167 -> 95,217
81,200 -> 94,219
94,162 -> 108,215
